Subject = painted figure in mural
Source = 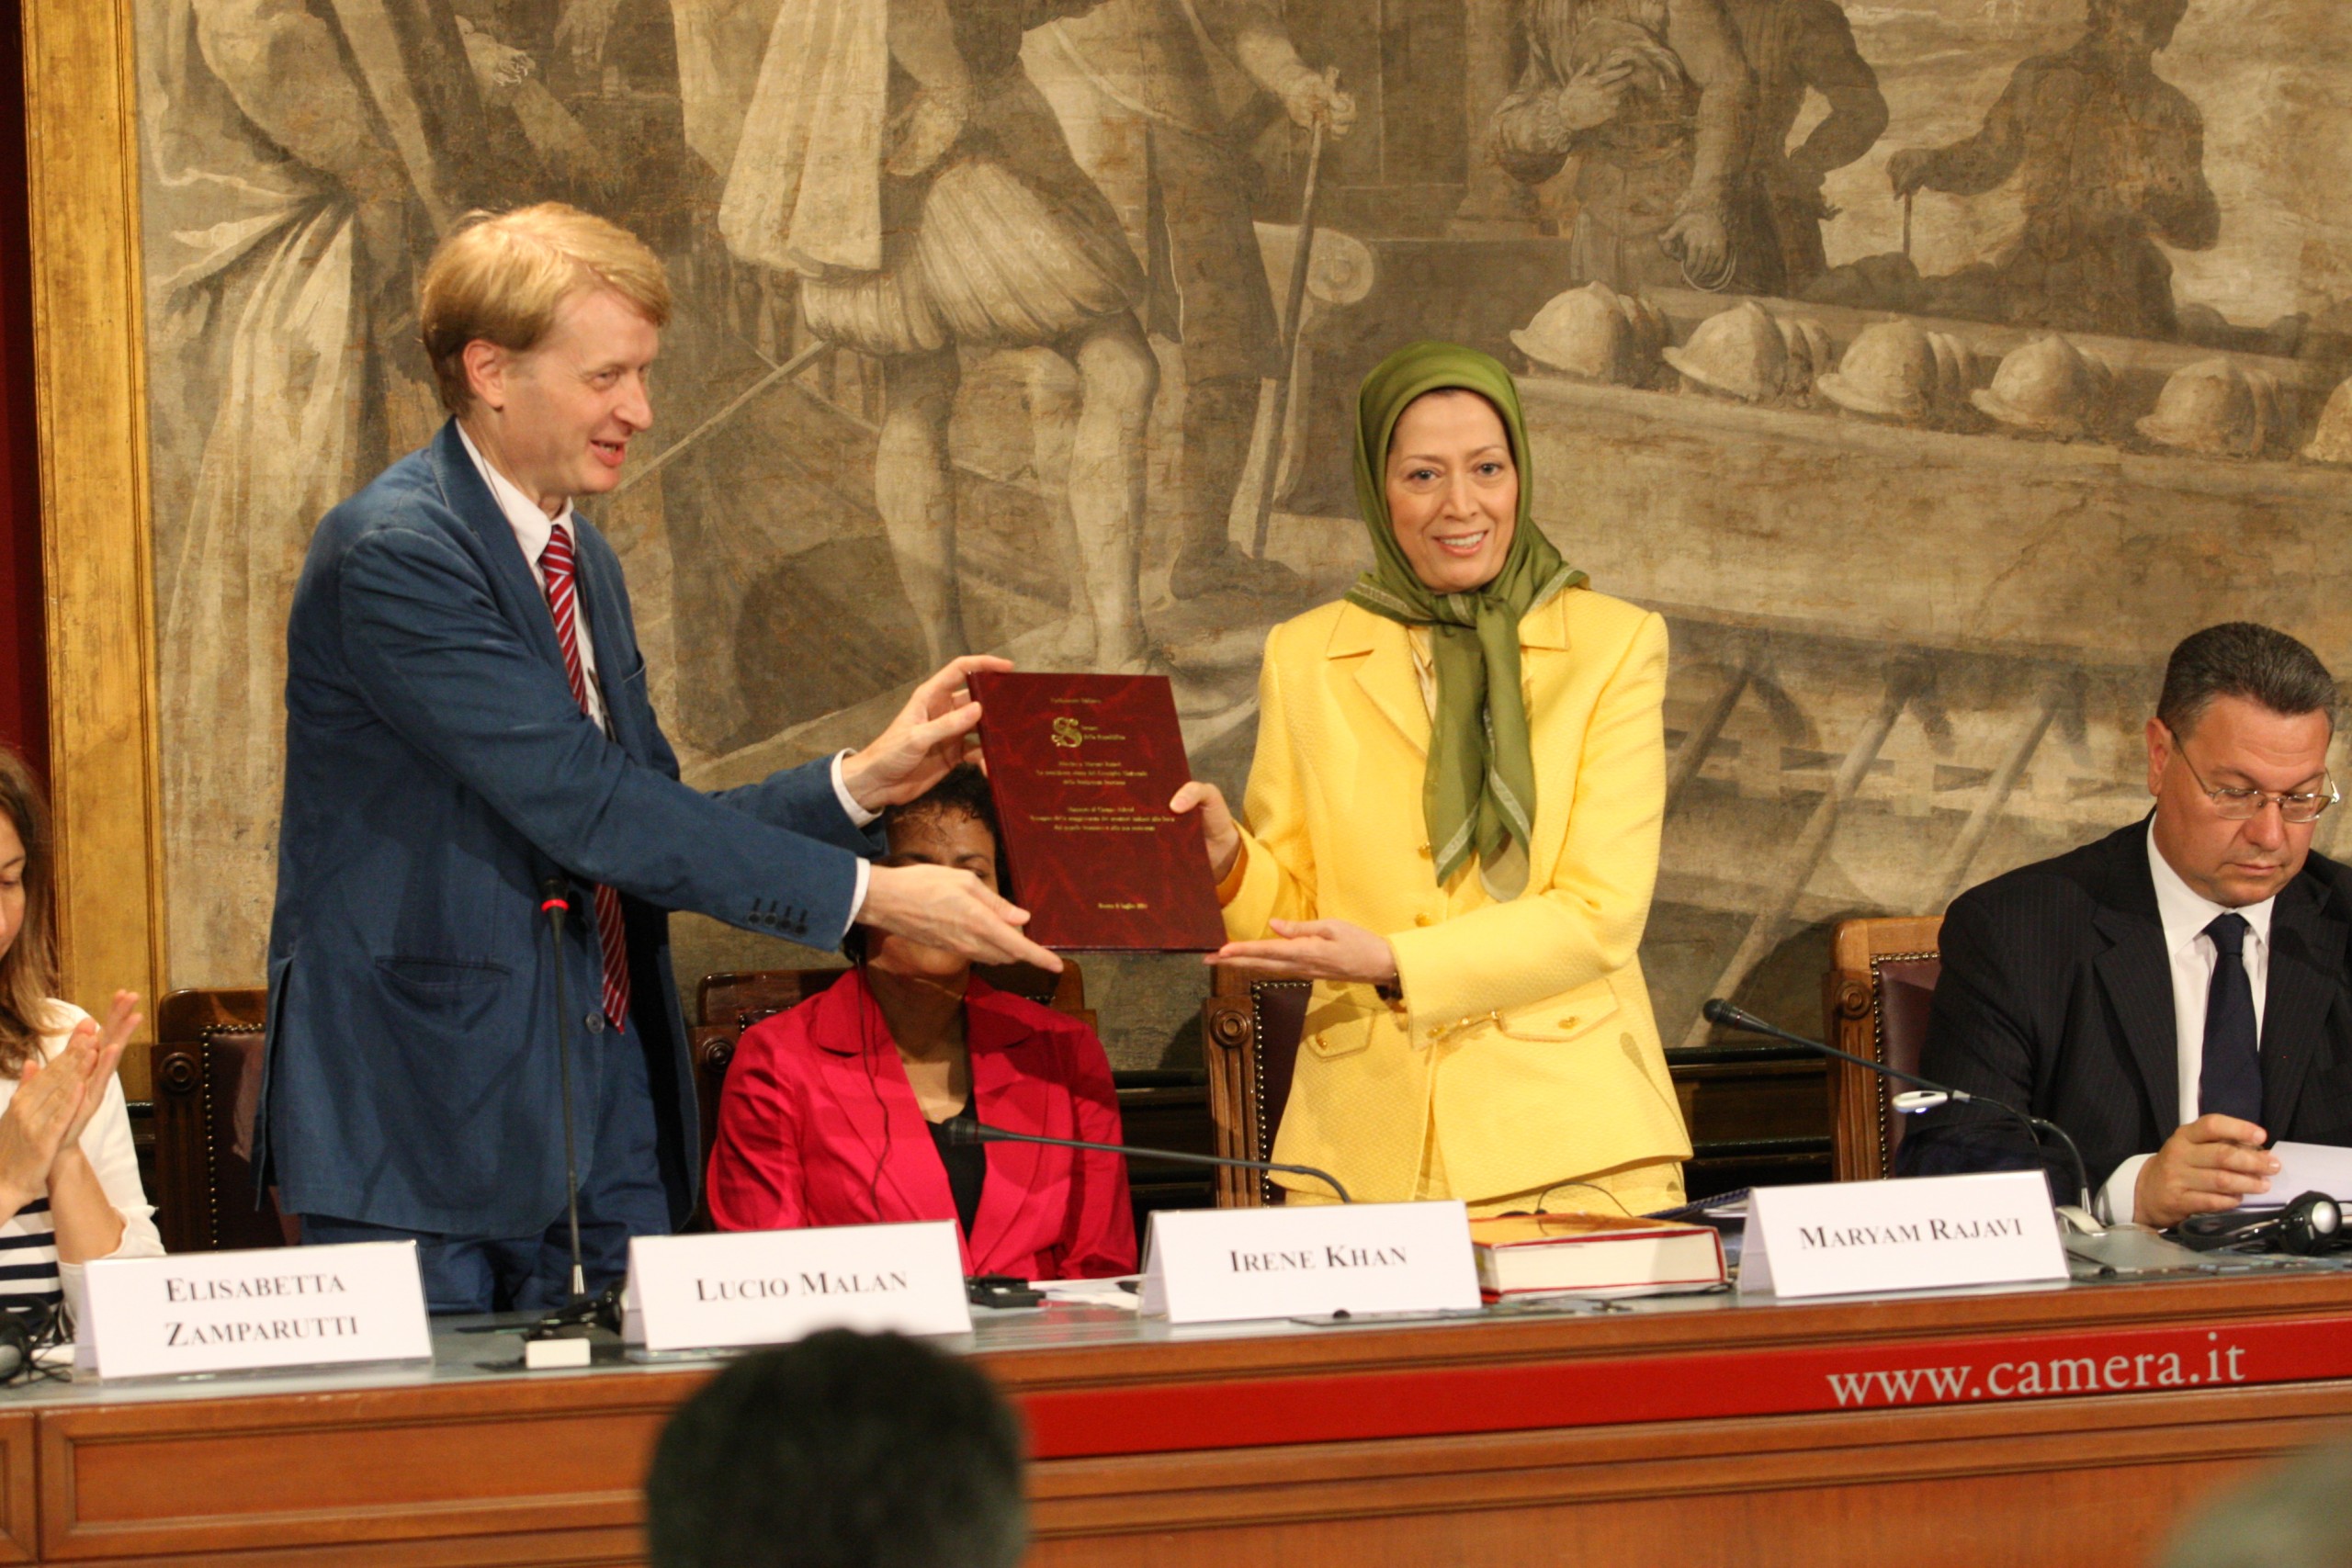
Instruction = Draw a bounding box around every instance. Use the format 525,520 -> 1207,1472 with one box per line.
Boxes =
720,0 -> 1158,672
139,0 -> 610,979
1885,0 -> 2217,341
1489,0 -> 1760,295
1025,0 -> 1354,603
1723,0 -> 1885,294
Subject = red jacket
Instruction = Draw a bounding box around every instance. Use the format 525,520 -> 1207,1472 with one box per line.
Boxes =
707,969 -> 1137,1280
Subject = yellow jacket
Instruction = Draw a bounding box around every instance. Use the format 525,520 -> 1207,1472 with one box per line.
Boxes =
1224,585 -> 1692,1204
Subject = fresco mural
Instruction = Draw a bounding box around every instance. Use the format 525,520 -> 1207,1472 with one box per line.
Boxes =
135,0 -> 2352,1066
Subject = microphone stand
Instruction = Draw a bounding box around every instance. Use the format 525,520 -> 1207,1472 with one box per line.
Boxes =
1700,998 -> 2094,1215
942,1120 -> 1352,1204
538,877 -> 589,1302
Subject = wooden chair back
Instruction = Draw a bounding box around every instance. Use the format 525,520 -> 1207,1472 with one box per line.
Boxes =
1823,916 -> 1945,1182
1200,969 -> 1311,1206
150,987 -> 300,1252
690,961 -> 1089,1180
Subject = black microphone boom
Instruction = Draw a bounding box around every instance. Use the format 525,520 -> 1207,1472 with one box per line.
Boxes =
1700,998 -> 2094,1213
538,876 -> 589,1301
942,1119 -> 1351,1204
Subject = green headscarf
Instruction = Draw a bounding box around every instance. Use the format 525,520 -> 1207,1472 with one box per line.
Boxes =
1345,340 -> 1585,900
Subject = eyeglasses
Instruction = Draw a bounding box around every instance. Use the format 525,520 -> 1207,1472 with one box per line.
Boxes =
2165,728 -> 2339,824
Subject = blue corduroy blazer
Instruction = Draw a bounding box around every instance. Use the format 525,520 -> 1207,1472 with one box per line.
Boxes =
260,421 -> 880,1236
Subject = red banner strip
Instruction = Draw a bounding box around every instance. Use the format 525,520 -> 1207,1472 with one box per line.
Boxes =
1015,1313 -> 2352,1460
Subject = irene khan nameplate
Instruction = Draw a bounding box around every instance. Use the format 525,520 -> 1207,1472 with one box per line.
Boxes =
626,1223 -> 972,1352
1739,1171 -> 2068,1299
82,1241 -> 432,1379
1138,1201 -> 1480,1324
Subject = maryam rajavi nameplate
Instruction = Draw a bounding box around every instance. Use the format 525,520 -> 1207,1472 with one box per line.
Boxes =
969,671 -> 1225,952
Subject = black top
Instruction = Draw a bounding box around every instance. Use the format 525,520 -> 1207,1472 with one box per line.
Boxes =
927,1098 -> 987,1238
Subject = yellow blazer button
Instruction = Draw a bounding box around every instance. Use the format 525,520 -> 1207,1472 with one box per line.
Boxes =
1558,1017 -> 1579,1030
1417,843 -> 1432,860
1414,912 -> 1435,927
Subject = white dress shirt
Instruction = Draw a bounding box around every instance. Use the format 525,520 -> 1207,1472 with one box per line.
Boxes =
456,423 -> 875,923
2098,819 -> 2275,1224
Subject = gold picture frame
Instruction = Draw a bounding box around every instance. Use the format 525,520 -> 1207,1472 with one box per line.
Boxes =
18,0 -> 169,1090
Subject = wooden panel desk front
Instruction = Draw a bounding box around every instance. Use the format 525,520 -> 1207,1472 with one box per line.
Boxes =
6,1271 -> 2352,1567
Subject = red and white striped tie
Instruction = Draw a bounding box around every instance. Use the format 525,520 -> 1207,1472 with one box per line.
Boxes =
538,523 -> 630,1032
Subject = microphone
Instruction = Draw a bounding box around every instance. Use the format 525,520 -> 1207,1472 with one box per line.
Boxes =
940,1119 -> 1352,1204
537,876 -> 590,1303
1700,998 -> 2094,1214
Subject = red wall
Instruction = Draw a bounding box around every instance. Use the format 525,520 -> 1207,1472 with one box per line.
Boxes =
0,0 -> 45,781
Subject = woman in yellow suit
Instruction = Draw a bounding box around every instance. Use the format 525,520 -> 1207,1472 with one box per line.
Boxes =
1173,341 -> 1691,1213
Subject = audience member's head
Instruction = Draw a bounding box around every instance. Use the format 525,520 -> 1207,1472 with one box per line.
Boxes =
645,1329 -> 1026,1568
0,749 -> 58,1070
2159,1438 -> 2352,1568
2146,622 -> 2339,908
847,763 -> 1005,975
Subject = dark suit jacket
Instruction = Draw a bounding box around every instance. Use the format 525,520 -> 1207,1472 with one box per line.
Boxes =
1897,817 -> 2352,1201
260,422 -> 883,1236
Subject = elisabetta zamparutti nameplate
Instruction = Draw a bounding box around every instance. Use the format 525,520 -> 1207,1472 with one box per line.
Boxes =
968,671 -> 1225,952
80,1241 -> 432,1379
623,1223 -> 971,1352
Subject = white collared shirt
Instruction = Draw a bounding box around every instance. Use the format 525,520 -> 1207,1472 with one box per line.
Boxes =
454,423 -> 875,924
2098,819 -> 2276,1224
457,422 -> 612,734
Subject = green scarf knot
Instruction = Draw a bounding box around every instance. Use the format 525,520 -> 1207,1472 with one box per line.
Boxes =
1343,340 -> 1585,900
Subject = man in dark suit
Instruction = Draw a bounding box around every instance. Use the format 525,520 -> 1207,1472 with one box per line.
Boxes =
1900,623 -> 2352,1228
262,204 -> 1061,1313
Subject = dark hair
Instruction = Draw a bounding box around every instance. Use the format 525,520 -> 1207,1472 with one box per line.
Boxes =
644,1330 -> 1027,1568
2156,623 -> 2339,740
845,764 -> 1007,963
882,762 -> 1003,864
0,750 -> 58,1075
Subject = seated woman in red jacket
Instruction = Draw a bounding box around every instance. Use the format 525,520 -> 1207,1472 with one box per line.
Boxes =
707,765 -> 1136,1279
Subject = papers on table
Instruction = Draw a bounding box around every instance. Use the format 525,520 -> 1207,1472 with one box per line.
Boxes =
2245,1142 -> 2352,1209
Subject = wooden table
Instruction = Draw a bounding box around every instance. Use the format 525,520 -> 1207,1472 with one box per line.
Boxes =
6,1268 -> 2352,1566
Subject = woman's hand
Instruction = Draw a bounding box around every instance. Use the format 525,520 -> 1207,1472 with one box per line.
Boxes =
1170,782 -> 1242,883
1208,919 -> 1399,986
0,1040 -> 93,1215
51,992 -> 138,1168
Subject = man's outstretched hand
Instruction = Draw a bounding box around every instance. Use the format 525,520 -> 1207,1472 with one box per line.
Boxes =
860,863 -> 1062,974
841,656 -> 1012,814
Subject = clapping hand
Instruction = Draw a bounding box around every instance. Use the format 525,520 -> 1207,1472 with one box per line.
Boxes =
842,656 -> 1012,814
53,993 -> 138,1167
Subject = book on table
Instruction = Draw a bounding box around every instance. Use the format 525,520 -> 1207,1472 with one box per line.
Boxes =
1470,1212 -> 1728,1300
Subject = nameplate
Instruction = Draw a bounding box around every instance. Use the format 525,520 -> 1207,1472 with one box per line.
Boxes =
82,1242 -> 432,1380
1739,1172 -> 2067,1299
1138,1201 -> 1479,1324
625,1224 -> 971,1352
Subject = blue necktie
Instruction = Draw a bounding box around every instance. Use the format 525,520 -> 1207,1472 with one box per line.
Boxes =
2199,912 -> 2263,1123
